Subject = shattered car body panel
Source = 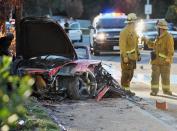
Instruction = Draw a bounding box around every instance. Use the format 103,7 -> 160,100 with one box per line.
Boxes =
57,61 -> 99,76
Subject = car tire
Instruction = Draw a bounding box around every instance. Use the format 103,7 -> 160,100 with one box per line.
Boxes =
66,75 -> 97,100
93,50 -> 100,56
90,44 -> 93,54
93,42 -> 100,55
12,57 -> 23,75
79,35 -> 83,43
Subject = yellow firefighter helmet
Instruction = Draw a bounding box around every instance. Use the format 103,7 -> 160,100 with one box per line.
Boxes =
126,13 -> 137,23
157,19 -> 168,30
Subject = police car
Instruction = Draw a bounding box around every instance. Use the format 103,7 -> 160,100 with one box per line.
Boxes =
90,12 -> 127,55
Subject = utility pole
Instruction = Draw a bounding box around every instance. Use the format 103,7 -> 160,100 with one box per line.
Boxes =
145,0 -> 152,19
146,0 -> 150,19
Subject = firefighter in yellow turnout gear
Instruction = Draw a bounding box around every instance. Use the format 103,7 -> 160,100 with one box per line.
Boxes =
119,13 -> 141,96
143,20 -> 174,96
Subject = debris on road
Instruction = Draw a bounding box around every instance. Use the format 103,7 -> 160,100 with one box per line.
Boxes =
94,64 -> 143,104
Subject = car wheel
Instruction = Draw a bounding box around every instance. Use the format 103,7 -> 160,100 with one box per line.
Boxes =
11,57 -> 23,74
93,43 -> 100,55
93,50 -> 100,56
66,75 -> 97,100
79,35 -> 83,42
90,44 -> 93,54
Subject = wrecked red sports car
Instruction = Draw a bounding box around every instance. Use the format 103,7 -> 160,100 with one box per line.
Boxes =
13,17 -> 126,100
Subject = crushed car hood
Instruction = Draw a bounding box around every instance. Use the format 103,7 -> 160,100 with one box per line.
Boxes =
17,17 -> 77,59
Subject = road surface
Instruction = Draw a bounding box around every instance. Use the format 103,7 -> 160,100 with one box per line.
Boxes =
41,50 -> 177,131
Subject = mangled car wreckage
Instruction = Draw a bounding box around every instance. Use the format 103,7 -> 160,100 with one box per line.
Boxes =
13,17 -> 135,100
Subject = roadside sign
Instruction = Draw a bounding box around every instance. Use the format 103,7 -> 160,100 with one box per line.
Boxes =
145,4 -> 152,15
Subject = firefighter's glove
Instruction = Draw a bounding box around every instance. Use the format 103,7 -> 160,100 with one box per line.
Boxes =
123,57 -> 129,63
165,58 -> 170,63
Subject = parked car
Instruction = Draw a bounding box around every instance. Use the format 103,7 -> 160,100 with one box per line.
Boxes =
136,19 -> 177,50
59,20 -> 83,43
13,17 -> 123,100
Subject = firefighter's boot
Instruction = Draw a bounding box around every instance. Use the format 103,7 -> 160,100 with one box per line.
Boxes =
126,90 -> 135,96
150,89 -> 159,96
163,90 -> 172,95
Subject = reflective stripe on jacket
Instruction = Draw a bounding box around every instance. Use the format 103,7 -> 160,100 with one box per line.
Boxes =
159,53 -> 167,59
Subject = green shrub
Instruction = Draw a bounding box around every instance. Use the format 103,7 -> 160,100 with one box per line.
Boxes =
0,56 -> 34,131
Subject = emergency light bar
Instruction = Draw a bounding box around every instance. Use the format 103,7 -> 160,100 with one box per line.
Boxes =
97,12 -> 127,20
99,12 -> 126,17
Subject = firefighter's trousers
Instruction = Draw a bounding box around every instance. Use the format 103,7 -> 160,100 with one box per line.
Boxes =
121,60 -> 136,90
151,64 -> 171,92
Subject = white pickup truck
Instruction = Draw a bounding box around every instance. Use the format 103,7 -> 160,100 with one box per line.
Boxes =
59,21 -> 83,43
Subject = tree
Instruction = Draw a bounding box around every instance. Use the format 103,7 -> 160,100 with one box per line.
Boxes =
0,0 -> 22,36
151,0 -> 173,18
63,0 -> 84,18
82,0 -> 106,19
82,0 -> 173,19
166,0 -> 177,25
111,0 -> 141,13
0,0 -> 14,20
82,0 -> 145,19
23,0 -> 53,16
48,0 -> 53,16
0,0 -> 14,35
